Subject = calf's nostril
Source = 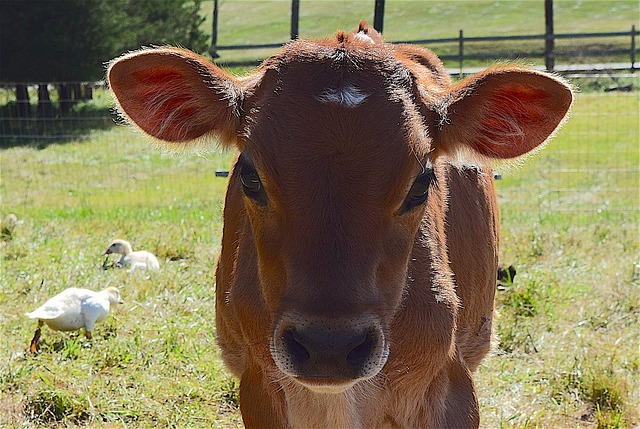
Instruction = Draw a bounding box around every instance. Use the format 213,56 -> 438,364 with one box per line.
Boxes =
346,331 -> 377,368
282,328 -> 311,364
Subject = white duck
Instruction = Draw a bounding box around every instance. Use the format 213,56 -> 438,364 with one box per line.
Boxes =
103,239 -> 160,271
26,286 -> 124,352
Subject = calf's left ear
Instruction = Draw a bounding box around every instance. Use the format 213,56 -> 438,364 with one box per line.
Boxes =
108,47 -> 245,148
434,67 -> 573,162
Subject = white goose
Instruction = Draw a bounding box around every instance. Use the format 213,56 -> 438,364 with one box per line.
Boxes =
26,286 -> 124,352
103,239 -> 160,271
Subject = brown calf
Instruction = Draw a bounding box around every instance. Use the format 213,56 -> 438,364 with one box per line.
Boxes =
108,22 -> 572,428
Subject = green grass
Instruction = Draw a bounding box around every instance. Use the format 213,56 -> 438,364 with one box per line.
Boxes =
1,81 -> 638,428
0,128 -> 241,427
476,90 -> 639,428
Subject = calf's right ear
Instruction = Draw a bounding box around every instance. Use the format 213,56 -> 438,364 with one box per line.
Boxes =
107,47 -> 245,149
434,67 -> 573,164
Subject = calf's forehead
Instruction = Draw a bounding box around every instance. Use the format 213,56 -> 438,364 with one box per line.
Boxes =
242,47 -> 432,187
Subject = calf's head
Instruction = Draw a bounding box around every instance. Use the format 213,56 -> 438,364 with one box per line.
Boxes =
108,24 -> 572,392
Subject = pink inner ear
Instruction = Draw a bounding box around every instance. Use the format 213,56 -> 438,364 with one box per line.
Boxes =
473,84 -> 553,159
109,48 -> 246,147
122,67 -> 205,142
134,68 -> 182,84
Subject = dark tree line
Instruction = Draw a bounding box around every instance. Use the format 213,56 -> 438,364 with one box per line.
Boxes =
0,0 -> 208,117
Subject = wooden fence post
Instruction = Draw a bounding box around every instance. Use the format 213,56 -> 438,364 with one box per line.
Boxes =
374,0 -> 385,33
291,0 -> 300,40
544,0 -> 555,71
209,0 -> 219,58
632,25 -> 637,71
458,29 -> 464,79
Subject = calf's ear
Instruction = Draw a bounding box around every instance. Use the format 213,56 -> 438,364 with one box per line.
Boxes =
107,47 -> 244,148
434,67 -> 573,162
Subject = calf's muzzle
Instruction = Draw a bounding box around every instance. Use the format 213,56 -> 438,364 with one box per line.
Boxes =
271,313 -> 388,389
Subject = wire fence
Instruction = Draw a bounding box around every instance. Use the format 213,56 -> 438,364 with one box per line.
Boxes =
493,75 -> 638,227
0,75 -> 638,226
0,83 -> 112,148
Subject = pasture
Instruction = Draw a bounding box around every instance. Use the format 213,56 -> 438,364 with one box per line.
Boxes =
0,79 -> 638,428
202,0 -> 639,67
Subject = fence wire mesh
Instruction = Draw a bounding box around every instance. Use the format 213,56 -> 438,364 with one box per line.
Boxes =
0,75 -> 638,228
494,75 -> 638,228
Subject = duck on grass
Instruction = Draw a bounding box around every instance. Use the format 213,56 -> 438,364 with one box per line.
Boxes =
103,239 -> 160,272
25,286 -> 124,353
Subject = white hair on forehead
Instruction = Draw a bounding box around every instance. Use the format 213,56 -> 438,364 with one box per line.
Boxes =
316,83 -> 369,108
353,32 -> 375,45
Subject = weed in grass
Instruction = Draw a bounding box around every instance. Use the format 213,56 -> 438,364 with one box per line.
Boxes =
0,360 -> 32,392
585,358 -> 630,426
60,337 -> 86,361
96,342 -> 134,372
157,240 -> 193,261
550,356 -> 587,404
528,232 -> 544,258
506,282 -> 539,318
548,348 -> 634,428
495,315 -> 540,355
24,388 -> 91,425
99,318 -> 119,341
162,322 -> 188,359
2,245 -> 26,261
98,406 -> 141,425
595,404 -> 626,429
219,378 -> 239,408
589,373 -> 627,414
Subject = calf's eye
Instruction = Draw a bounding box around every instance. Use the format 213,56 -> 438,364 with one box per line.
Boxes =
399,168 -> 435,214
239,152 -> 268,206
241,169 -> 262,193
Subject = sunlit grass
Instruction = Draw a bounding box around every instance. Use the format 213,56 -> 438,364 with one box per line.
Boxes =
0,127 -> 242,427
478,91 -> 639,428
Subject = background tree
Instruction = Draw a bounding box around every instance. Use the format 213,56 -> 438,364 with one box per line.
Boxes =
0,0 -> 207,116
124,0 -> 208,53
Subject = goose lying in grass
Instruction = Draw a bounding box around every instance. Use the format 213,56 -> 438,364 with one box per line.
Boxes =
26,286 -> 124,352
103,239 -> 160,271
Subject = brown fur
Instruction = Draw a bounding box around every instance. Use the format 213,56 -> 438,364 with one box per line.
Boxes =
108,22 -> 572,429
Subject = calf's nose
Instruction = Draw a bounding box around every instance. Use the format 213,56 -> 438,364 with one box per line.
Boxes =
272,315 -> 387,383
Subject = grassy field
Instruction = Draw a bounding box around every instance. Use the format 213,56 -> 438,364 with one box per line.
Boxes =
202,0 -> 639,41
481,90 -> 639,428
1,80 -> 638,428
199,0 -> 639,67
0,129 -> 243,427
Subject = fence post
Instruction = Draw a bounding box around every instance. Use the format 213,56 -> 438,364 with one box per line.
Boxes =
373,0 -> 385,33
458,29 -> 464,79
632,25 -> 637,71
209,0 -> 219,58
544,0 -> 555,71
291,0 -> 300,40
